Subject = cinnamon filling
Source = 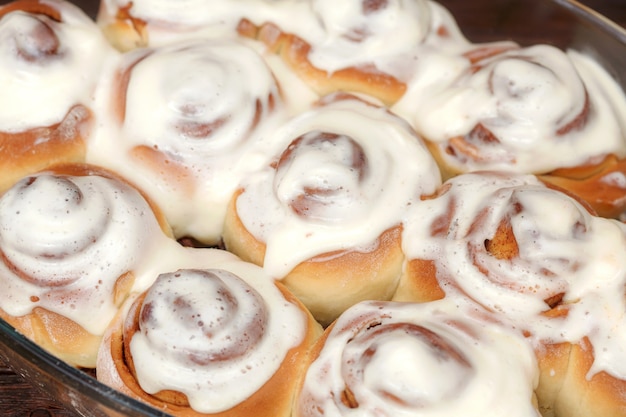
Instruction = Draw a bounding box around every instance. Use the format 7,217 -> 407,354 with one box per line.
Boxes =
446,124 -> 512,164
277,131 -> 368,218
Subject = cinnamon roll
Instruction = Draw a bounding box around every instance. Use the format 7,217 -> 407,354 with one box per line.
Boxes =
393,43 -> 626,217
0,0 -> 117,194
96,0 -> 253,51
87,37 -> 287,246
237,0 -> 468,105
396,171 -> 626,416
294,299 -> 540,417
97,254 -> 323,417
223,93 -> 441,325
0,164 -> 173,368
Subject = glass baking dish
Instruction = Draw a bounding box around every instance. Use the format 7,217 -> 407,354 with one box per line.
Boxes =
0,0 -> 624,416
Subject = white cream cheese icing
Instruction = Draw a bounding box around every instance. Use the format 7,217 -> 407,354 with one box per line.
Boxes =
98,0 -> 470,89
396,44 -> 626,173
0,0 -> 116,132
87,37 -> 287,245
0,172 -> 167,335
402,171 -> 626,380
127,259 -> 307,413
296,298 -> 540,417
235,94 -> 441,277
97,0 -> 314,48
303,0 -> 468,80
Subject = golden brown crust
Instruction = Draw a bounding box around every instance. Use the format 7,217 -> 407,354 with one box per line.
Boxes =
283,226 -> 405,327
426,124 -> 626,220
0,105 -> 90,194
534,341 -> 573,417
222,189 -> 267,266
392,259 -> 445,304
0,264 -> 138,369
539,154 -> 626,219
0,0 -> 61,20
0,307 -> 104,369
237,19 -> 406,106
97,1 -> 148,51
129,145 -> 196,198
224,189 -> 405,326
0,1 -> 103,193
536,338 -> 626,417
292,318 -> 336,411
423,140 -> 463,182
98,282 -> 323,417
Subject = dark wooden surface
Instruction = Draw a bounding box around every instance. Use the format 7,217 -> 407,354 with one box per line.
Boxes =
0,0 -> 625,416
0,357 -> 78,416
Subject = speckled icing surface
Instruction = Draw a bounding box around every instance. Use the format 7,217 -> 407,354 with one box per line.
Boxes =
402,171 -> 626,379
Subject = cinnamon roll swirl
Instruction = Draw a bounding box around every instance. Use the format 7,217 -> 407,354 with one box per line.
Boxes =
237,0 -> 467,105
394,44 -> 626,217
396,171 -> 626,416
0,164 -> 173,368
294,299 -> 540,417
223,93 -> 441,325
97,255 -> 322,417
87,37 -> 286,246
0,0 -> 117,194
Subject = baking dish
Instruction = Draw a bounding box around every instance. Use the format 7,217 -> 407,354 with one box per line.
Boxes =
0,0 -> 624,416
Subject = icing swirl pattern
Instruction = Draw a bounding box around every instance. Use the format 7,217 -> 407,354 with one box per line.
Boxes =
235,0 -> 468,105
279,0 -> 467,77
306,0 -> 433,72
234,94 -> 441,277
0,1 -> 626,415
0,169 -> 166,335
88,37 -> 285,244
408,45 -> 626,174
402,171 -> 626,379
296,299 -> 540,417
126,266 -> 306,413
0,0 -> 114,132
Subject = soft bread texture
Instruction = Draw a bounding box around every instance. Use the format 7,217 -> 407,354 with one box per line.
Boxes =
392,258 -> 445,304
0,307 -> 104,369
539,154 -> 626,218
0,106 -> 89,194
97,1 -> 148,51
224,196 -> 405,326
536,337 -> 626,417
235,0 -> 468,107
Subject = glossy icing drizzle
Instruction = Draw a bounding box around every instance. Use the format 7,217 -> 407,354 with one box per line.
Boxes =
297,299 -> 540,417
235,94 -> 441,276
